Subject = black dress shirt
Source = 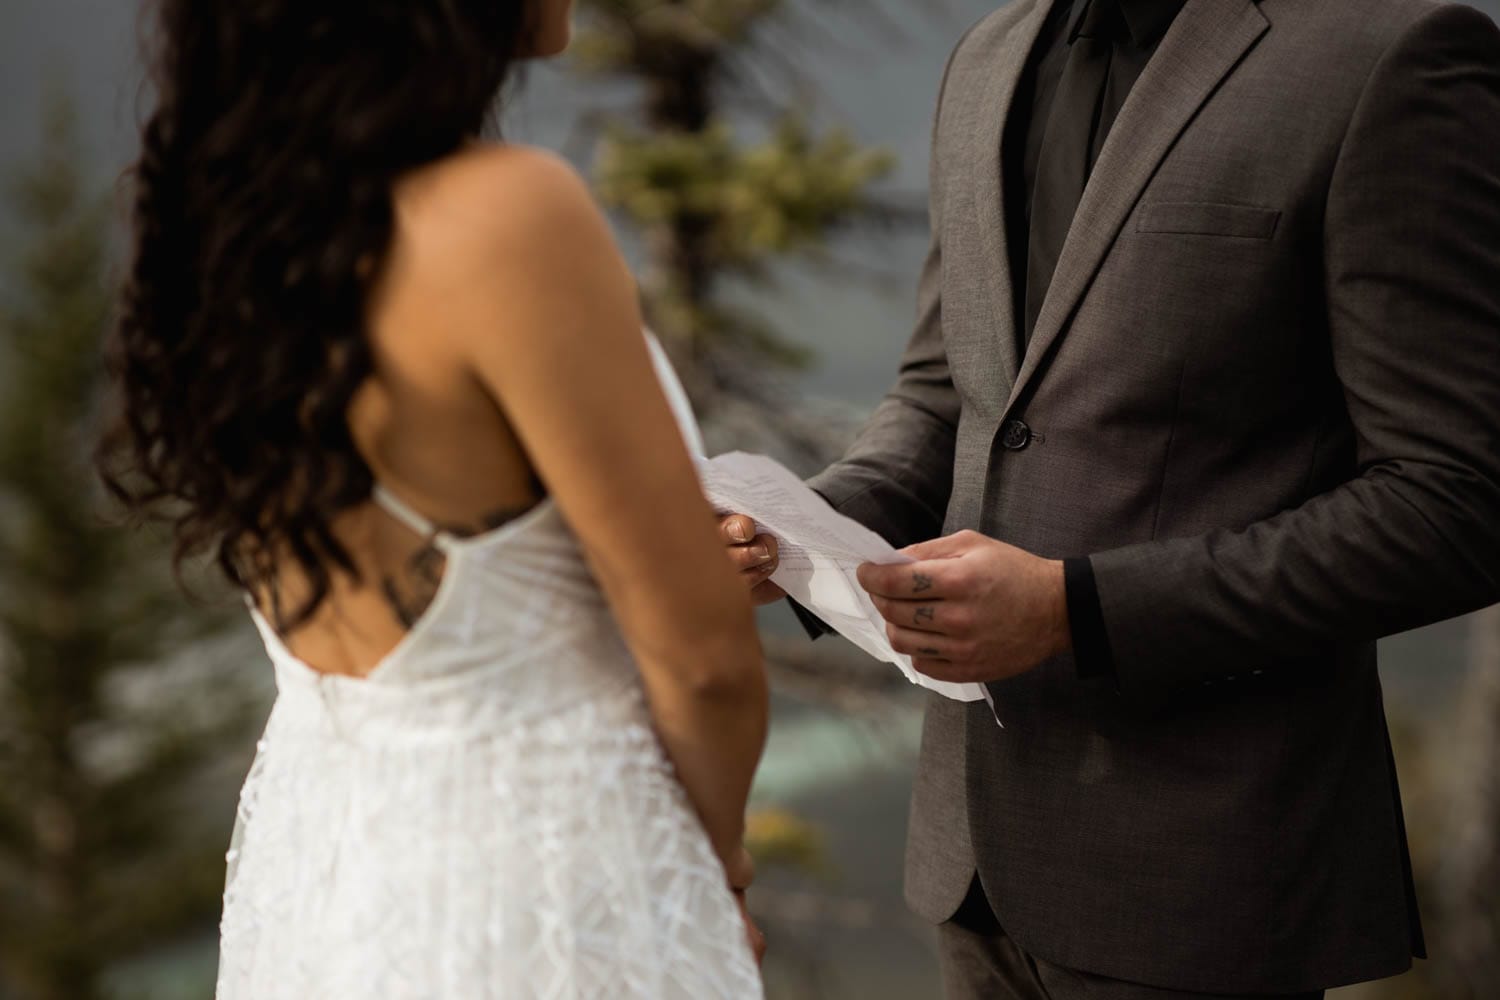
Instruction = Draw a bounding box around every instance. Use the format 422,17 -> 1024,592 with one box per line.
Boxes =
1005,0 -> 1187,682
794,0 -> 1186,676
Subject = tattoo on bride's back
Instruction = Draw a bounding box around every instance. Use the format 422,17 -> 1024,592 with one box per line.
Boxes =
380,499 -> 543,628
382,543 -> 446,629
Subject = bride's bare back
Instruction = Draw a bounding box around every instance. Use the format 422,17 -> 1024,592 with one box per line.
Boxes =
258,146 -> 739,680
265,147 -> 554,676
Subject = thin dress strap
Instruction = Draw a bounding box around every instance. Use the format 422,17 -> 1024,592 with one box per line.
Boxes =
371,484 -> 448,544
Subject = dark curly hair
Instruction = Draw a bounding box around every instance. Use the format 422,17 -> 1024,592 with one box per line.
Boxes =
100,1 -> 534,630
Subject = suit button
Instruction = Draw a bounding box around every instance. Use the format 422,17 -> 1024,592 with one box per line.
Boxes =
1000,419 -> 1032,451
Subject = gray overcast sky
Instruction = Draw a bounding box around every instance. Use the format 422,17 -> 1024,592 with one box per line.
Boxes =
3,0 -> 1497,406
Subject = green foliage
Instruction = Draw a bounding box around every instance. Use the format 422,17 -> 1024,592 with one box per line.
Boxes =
572,0 -> 903,393
597,118 -> 894,272
595,117 -> 892,367
0,92 -> 256,1000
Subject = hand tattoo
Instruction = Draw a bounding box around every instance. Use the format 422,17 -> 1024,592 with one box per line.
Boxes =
912,572 -> 934,594
915,606 -> 936,625
919,647 -> 941,657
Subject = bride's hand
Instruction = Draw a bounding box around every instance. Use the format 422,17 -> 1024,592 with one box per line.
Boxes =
725,843 -> 756,891
725,846 -> 765,962
718,514 -> 784,605
734,889 -> 767,965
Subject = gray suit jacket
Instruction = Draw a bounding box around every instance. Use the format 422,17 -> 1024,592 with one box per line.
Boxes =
808,0 -> 1500,992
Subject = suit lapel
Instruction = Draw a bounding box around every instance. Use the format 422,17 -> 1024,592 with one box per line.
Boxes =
1003,0 -> 1270,415
952,0 -> 1053,407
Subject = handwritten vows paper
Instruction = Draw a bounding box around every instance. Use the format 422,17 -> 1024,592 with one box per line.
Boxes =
699,452 -> 999,721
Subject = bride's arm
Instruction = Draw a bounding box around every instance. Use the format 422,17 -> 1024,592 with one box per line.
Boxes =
441,147 -> 768,878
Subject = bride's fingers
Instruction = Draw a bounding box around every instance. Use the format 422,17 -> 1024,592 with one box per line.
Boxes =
735,892 -> 767,964
746,916 -> 766,964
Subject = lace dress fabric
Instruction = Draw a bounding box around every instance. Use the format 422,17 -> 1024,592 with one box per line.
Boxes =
216,337 -> 762,998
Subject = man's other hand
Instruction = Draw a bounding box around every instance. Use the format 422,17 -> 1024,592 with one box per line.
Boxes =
858,530 -> 1071,684
718,513 -> 785,606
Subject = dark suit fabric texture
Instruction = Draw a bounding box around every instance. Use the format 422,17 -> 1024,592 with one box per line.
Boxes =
939,877 -> 1326,1000
806,0 -> 1500,993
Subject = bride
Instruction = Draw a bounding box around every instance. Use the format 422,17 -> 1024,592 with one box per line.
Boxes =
100,0 -> 768,996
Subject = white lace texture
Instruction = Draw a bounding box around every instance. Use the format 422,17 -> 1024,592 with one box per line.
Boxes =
216,335 -> 762,999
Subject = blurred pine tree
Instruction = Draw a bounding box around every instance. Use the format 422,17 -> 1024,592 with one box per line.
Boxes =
573,0 -> 917,470
0,92 -> 257,1000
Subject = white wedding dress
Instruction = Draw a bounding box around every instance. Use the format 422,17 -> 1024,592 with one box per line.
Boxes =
216,338 -> 763,999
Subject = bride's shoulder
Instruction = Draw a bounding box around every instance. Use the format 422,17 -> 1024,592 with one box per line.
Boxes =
397,143 -> 607,253
388,143 -> 636,353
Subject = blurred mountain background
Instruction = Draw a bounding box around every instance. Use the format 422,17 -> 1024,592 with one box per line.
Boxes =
2,1 -> 1497,998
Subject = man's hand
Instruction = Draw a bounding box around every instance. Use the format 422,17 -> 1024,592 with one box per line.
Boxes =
857,530 -> 1071,685
718,513 -> 785,606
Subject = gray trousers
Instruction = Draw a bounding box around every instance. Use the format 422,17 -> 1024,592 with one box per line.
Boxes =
938,880 -> 1326,1000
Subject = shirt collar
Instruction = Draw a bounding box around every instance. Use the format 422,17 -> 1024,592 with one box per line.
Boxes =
1068,0 -> 1187,47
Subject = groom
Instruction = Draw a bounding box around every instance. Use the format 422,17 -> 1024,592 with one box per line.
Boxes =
724,0 -> 1500,996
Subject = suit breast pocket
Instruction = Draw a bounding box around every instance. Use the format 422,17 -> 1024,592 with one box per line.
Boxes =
1135,201 -> 1281,240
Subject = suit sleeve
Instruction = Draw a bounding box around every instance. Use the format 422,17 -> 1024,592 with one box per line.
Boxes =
805,40 -> 965,550
1086,5 -> 1500,695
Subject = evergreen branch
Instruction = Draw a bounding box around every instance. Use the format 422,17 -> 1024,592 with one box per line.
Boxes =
0,87 -> 248,999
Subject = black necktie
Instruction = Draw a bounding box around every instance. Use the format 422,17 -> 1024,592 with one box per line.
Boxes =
1024,0 -> 1118,345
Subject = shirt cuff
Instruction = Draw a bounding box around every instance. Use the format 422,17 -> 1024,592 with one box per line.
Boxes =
1064,557 -> 1116,682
